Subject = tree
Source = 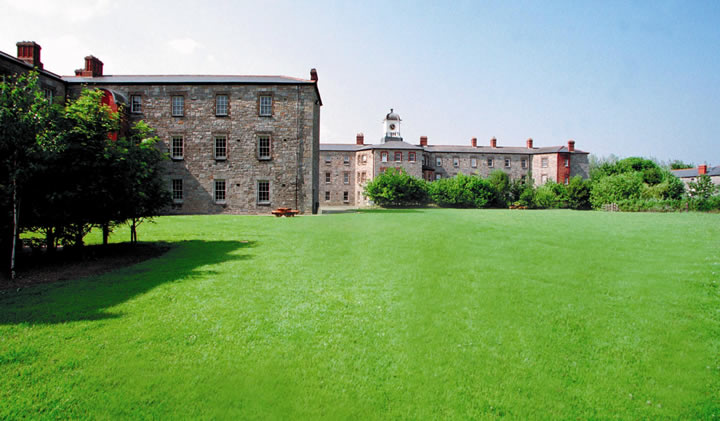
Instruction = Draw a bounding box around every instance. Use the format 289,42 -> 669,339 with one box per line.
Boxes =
0,72 -> 57,278
487,170 -> 510,207
566,176 -> 592,210
687,174 -> 718,200
428,173 -> 494,208
364,168 -> 428,207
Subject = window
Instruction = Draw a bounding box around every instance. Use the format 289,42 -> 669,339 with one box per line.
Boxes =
564,176 -> 569,185
435,173 -> 442,180
214,135 -> 227,160
257,180 -> 270,204
471,158 -> 477,168
325,155 -> 332,165
541,158 -> 549,168
258,135 -> 271,160
394,152 -> 402,162
362,155 -> 367,163
171,95 -> 184,117
409,152 -> 416,162
325,172 -> 331,183
361,172 -> 367,183
521,159 -> 527,169
453,157 -> 459,167
381,152 -> 388,162
171,136 -> 183,159
541,174 -> 548,184
487,158 -> 494,167
44,89 -> 53,104
343,172 -> 350,184
131,95 -> 142,113
505,158 -> 511,168
343,155 -> 350,165
564,159 -> 569,167
436,157 -> 442,167
216,95 -> 228,116
343,191 -> 349,202
172,179 -> 183,202
214,179 -> 226,203
259,95 -> 272,116
325,191 -> 330,201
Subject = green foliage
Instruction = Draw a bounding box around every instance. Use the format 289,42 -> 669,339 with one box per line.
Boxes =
669,160 -> 694,170
590,172 -> 645,208
428,173 -> 494,208
687,174 -> 718,200
363,168 -> 428,207
487,170 -> 510,207
566,176 -> 592,210
534,181 -> 567,209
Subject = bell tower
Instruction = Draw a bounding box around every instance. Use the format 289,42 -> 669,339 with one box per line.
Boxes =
382,108 -> 402,142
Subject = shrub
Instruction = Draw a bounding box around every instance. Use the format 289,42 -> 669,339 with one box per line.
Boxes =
363,168 -> 428,207
487,170 -> 510,207
429,173 -> 494,208
590,172 -> 645,208
534,181 -> 567,209
567,176 -> 592,210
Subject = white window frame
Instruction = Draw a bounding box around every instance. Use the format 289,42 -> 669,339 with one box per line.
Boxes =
171,136 -> 184,160
505,158 -> 511,168
214,135 -> 227,160
343,172 -> 350,184
453,157 -> 459,167
521,159 -> 527,169
471,158 -> 477,168
171,95 -> 184,117
487,158 -> 494,168
257,180 -> 270,204
131,95 -> 142,113
436,157 -> 442,167
362,155 -> 367,163
381,152 -> 388,162
343,155 -> 350,165
214,179 -> 226,203
325,155 -> 332,164
172,179 -> 183,202
564,159 -> 569,168
216,94 -> 228,116
542,158 -> 549,168
259,95 -> 273,116
258,135 -> 271,160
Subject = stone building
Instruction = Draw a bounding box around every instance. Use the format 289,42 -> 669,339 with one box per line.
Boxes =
1,41 -> 322,214
320,109 -> 590,206
671,165 -> 720,187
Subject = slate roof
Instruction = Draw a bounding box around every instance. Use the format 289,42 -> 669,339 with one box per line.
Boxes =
0,50 -> 64,81
321,141 -> 588,154
62,75 -> 315,85
671,166 -> 720,178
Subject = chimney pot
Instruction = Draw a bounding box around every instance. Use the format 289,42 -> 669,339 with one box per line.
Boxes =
568,140 -> 575,152
698,164 -> 708,175
420,136 -> 428,147
16,41 -> 43,69
356,133 -> 364,145
490,137 -> 497,148
471,137 -> 477,147
526,138 -> 533,149
81,55 -> 104,77
310,68 -> 318,81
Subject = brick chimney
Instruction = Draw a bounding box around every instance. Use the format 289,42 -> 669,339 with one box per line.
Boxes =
568,140 -> 575,152
490,137 -> 497,148
471,137 -> 477,147
310,68 -> 318,81
526,138 -> 533,149
356,133 -> 364,145
420,136 -> 428,146
16,41 -> 43,69
76,55 -> 103,77
698,164 -> 707,175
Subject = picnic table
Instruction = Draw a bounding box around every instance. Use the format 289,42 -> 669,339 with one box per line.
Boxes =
271,207 -> 300,217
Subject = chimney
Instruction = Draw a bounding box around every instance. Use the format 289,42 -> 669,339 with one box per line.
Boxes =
420,136 -> 428,147
490,137 -> 497,148
310,68 -> 318,82
698,164 -> 707,175
471,137 -> 477,147
79,55 -> 103,77
356,133 -> 364,145
526,138 -> 533,149
568,140 -> 575,152
16,41 -> 43,69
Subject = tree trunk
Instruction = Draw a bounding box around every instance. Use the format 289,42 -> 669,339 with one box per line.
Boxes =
130,218 -> 137,244
46,227 -> 56,254
10,173 -> 17,280
102,223 -> 109,246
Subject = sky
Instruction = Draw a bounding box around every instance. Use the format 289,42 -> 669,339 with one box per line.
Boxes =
1,0 -> 719,164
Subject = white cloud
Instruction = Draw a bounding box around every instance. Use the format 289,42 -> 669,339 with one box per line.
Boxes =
168,38 -> 202,55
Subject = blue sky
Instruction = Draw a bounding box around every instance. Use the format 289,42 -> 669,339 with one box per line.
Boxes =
2,0 -> 719,164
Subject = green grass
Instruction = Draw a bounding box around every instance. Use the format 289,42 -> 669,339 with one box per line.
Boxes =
1,209 -> 719,419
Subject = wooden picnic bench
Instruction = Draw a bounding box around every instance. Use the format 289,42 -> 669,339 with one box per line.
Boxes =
271,207 -> 300,217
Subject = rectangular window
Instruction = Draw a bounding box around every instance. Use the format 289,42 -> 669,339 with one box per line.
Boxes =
171,95 -> 184,117
541,174 -> 548,184
505,158 -> 511,168
564,159 -> 569,167
259,95 -> 273,116
362,155 -> 367,163
361,172 -> 367,182
564,176 -> 569,185
216,95 -> 228,116
257,180 -> 270,204
214,179 -> 226,203
471,158 -> 477,168
453,157 -> 459,167
325,155 -> 332,164
131,95 -> 142,113
395,152 -> 402,162
436,157 -> 442,167
409,152 -> 416,162
542,158 -> 549,168
172,179 -> 183,202
343,155 -> 350,165
215,135 -> 227,160
487,158 -> 494,167
435,173 -> 441,180
325,191 -> 330,201
522,159 -> 527,169
258,135 -> 271,160
343,191 -> 349,202
171,136 -> 183,159
381,152 -> 388,162
325,172 -> 331,183
343,172 -> 349,184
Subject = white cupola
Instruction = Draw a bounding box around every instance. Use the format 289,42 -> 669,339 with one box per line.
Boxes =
382,108 -> 402,141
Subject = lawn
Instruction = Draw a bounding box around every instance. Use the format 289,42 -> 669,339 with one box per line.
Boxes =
1,209 -> 719,419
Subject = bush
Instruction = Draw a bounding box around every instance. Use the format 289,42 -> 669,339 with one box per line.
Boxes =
534,181 -> 566,209
590,172 -> 645,208
363,168 -> 428,207
567,176 -> 592,210
487,170 -> 510,207
429,173 -> 494,208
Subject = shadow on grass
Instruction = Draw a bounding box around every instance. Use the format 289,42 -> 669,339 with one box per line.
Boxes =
355,208 -> 426,214
0,240 -> 254,325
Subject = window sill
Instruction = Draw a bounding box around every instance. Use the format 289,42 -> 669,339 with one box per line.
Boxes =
215,114 -> 229,118
257,202 -> 271,206
173,200 -> 184,204
215,157 -> 227,161
172,115 -> 184,118
215,201 -> 227,205
171,157 -> 184,161
259,114 -> 273,118
258,157 -> 272,161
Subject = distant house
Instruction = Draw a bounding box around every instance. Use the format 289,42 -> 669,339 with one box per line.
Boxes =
670,165 -> 720,186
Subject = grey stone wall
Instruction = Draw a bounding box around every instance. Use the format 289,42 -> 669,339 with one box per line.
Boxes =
430,153 -> 531,180
0,56 -> 66,104
320,151 -> 356,206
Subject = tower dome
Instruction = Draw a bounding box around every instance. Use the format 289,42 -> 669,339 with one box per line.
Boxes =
386,108 -> 401,121
382,108 -> 402,142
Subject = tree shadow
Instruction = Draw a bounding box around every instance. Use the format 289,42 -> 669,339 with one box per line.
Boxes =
0,240 -> 254,325
355,208 -> 426,214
